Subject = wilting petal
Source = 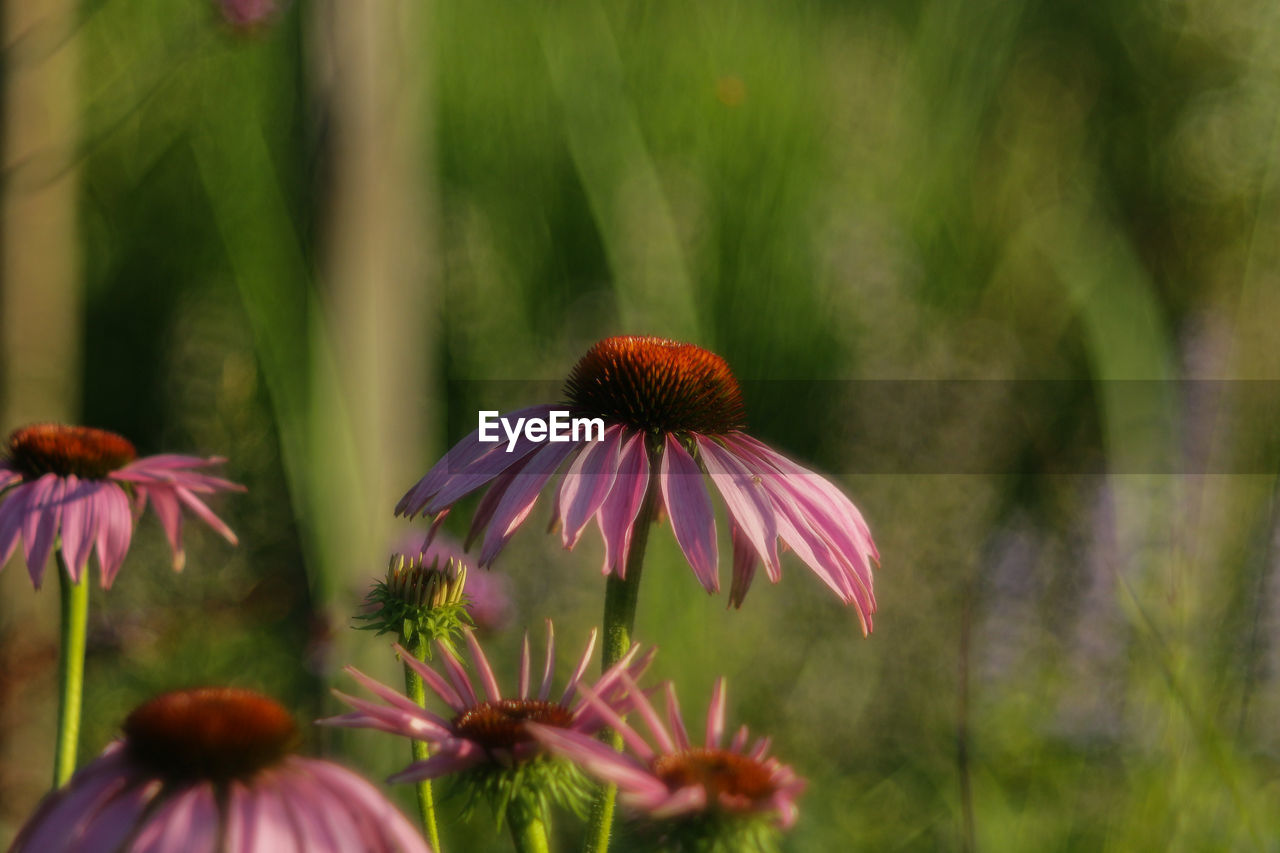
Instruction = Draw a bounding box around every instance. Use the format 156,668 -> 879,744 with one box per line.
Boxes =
697,437 -> 779,577
0,482 -> 31,574
728,523 -> 760,607
478,440 -> 577,566
58,477 -> 97,583
94,484 -> 134,587
659,435 -> 718,593
140,486 -> 184,569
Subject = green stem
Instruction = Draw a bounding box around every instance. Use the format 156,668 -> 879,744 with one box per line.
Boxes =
583,458 -> 662,853
402,633 -> 442,853
53,549 -> 89,789
509,800 -> 552,853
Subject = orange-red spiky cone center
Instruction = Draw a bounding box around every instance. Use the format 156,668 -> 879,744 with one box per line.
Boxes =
7,423 -> 136,480
564,336 -> 745,435
652,748 -> 775,801
124,688 -> 298,783
453,699 -> 575,751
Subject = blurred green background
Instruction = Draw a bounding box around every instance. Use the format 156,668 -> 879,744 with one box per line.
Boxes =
3,0 -> 1280,849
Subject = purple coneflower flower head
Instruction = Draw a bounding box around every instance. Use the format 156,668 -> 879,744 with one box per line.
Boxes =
0,423 -> 244,588
396,336 -> 879,632
322,625 -> 651,815
398,530 -> 514,633
530,676 -> 804,850
10,687 -> 431,852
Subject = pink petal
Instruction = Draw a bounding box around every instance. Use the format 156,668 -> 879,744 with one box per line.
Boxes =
174,485 -> 238,544
728,523 -> 760,607
224,780 -> 303,853
478,440 -> 578,566
557,425 -> 623,548
387,739 -> 485,783
573,679 -> 655,761
518,633 -> 532,699
538,621 -> 557,702
464,630 -> 503,702
527,723 -> 668,800
464,457 -> 530,549
595,431 -> 650,576
705,678 -> 726,748
393,644 -> 467,713
57,478 -> 97,584
559,627 -> 598,705
650,785 -> 708,819
93,485 -> 134,588
697,437 -> 779,577
658,436 -> 718,593
664,681 -> 692,750
0,464 -> 22,491
139,486 -> 184,569
130,786 -> 218,853
0,482 -> 32,576
21,473 -> 65,586
395,404 -> 556,518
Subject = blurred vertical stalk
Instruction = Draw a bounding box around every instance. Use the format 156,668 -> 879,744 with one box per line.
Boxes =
310,0 -> 434,607
1,0 -> 83,816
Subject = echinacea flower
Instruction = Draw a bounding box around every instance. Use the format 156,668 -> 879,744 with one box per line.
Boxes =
530,676 -> 804,850
321,625 -> 650,812
397,530 -> 515,633
9,687 -> 431,853
396,336 -> 879,631
0,424 -> 243,588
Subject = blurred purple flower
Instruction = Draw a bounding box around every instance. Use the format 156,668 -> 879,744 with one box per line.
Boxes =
531,676 -> 805,830
321,624 -> 649,782
396,530 -> 514,633
0,423 -> 244,588
217,0 -> 278,30
397,336 -> 879,631
10,687 -> 430,852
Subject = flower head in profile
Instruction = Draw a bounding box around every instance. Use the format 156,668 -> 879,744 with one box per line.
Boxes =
0,423 -> 244,588
396,530 -> 515,634
10,687 -> 430,852
397,336 -> 879,631
531,676 -> 804,852
322,624 -> 651,817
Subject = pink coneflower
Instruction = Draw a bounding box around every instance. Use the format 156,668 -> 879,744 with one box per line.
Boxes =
10,687 -> 431,852
0,423 -> 244,588
531,676 -> 805,842
322,625 -> 649,785
396,336 -> 879,631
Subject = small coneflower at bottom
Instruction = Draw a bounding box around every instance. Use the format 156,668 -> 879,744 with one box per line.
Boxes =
10,688 -> 430,853
530,677 -> 804,853
321,625 -> 652,849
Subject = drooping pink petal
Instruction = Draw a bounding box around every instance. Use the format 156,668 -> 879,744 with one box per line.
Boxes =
0,463 -> 22,491
139,486 -> 184,569
0,481 -> 32,575
595,431 -> 650,576
572,680 -> 655,761
557,425 -> 623,548
697,437 -> 779,576
395,405 -> 557,518
341,666 -> 453,728
58,477 -> 97,583
22,474 -> 65,586
300,759 -> 430,853
94,484 -> 134,587
728,523 -> 760,608
129,785 -> 218,853
464,456 -> 531,550
478,440 -> 578,566
436,645 -> 478,708
174,485 -> 238,545
658,435 -> 718,593
730,724 -> 750,753
224,780 -> 303,853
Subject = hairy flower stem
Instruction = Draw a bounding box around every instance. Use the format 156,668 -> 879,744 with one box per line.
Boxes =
53,549 -> 89,789
402,633 -> 442,852
509,800 -> 552,853
583,454 -> 661,853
